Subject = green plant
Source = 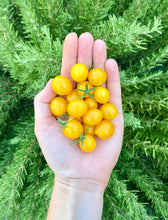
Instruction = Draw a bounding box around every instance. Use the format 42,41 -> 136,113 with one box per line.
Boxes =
0,0 -> 168,219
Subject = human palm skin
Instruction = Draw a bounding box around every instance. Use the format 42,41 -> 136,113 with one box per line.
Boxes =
34,32 -> 124,192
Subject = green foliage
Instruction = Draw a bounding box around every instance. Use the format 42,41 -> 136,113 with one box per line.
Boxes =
0,0 -> 168,219
0,75 -> 21,134
92,14 -> 162,56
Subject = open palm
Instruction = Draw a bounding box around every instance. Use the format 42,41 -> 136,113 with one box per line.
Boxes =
34,32 -> 124,191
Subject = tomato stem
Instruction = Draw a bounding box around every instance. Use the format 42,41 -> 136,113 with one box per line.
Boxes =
57,113 -> 71,130
71,127 -> 89,148
89,65 -> 94,71
76,83 -> 97,99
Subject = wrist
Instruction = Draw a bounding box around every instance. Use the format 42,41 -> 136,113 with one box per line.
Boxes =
54,175 -> 106,194
47,176 -> 104,220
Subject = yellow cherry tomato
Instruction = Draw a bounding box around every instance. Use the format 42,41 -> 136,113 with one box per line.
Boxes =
52,76 -> 72,95
71,63 -> 88,82
88,68 -> 107,86
84,98 -> 98,109
67,100 -> 88,117
77,81 -> 94,98
100,103 -> 118,120
83,124 -> 95,136
63,119 -> 83,139
76,117 -> 83,123
83,109 -> 103,126
79,135 -> 96,152
95,120 -> 115,139
50,97 -> 67,116
94,87 -> 110,104
69,116 -> 83,123
66,89 -> 80,103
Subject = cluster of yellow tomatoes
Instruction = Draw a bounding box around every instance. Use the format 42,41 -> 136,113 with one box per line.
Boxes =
50,63 -> 118,152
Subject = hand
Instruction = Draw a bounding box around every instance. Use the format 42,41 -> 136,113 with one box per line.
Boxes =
34,32 -> 124,193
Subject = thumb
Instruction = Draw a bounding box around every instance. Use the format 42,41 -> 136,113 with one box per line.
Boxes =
34,79 -> 57,132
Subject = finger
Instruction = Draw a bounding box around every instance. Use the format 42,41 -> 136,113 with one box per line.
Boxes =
77,32 -> 94,68
61,33 -> 78,86
93,39 -> 107,69
105,59 -> 124,127
34,79 -> 56,124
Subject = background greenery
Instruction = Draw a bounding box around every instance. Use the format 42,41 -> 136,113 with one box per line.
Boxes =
0,0 -> 168,219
